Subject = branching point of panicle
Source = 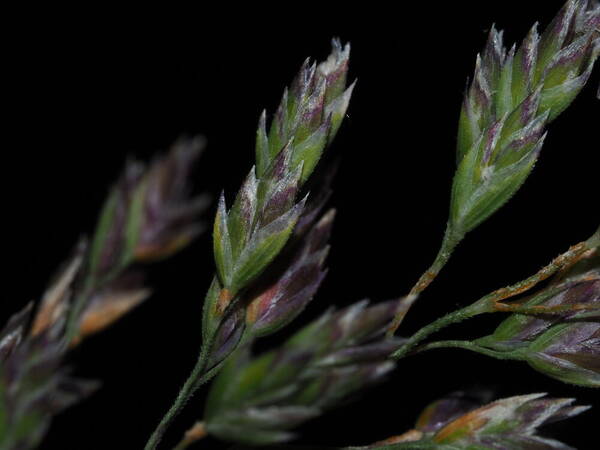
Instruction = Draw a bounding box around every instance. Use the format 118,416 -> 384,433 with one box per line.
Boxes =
477,258 -> 600,387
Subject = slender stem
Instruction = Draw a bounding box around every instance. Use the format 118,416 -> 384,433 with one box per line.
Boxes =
144,352 -> 209,450
485,242 -> 589,307
173,422 -> 207,450
410,228 -> 462,296
388,228 -> 591,339
390,299 -> 487,360
495,300 -> 600,315
387,226 -> 463,336
413,340 -> 524,360
145,322 -> 251,449
390,241 -> 591,360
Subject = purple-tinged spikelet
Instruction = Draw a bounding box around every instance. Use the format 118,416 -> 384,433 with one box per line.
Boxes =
0,138 -> 207,448
0,306 -> 98,449
370,392 -> 590,448
90,137 -> 207,278
451,0 -> 599,235
203,300 -> 401,446
245,209 -> 334,337
204,41 -> 353,368
477,247 -> 599,387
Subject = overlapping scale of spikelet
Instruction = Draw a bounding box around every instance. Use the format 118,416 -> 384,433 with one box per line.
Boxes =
451,0 -> 599,235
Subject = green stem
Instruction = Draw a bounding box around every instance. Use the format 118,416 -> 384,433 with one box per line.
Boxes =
144,352 -> 209,450
145,323 -> 251,449
390,240 -> 590,356
387,226 -> 463,336
413,339 -> 524,360
391,298 -> 488,360
412,227 -> 462,295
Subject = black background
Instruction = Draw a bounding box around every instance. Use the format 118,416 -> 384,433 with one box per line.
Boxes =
3,1 -> 599,448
